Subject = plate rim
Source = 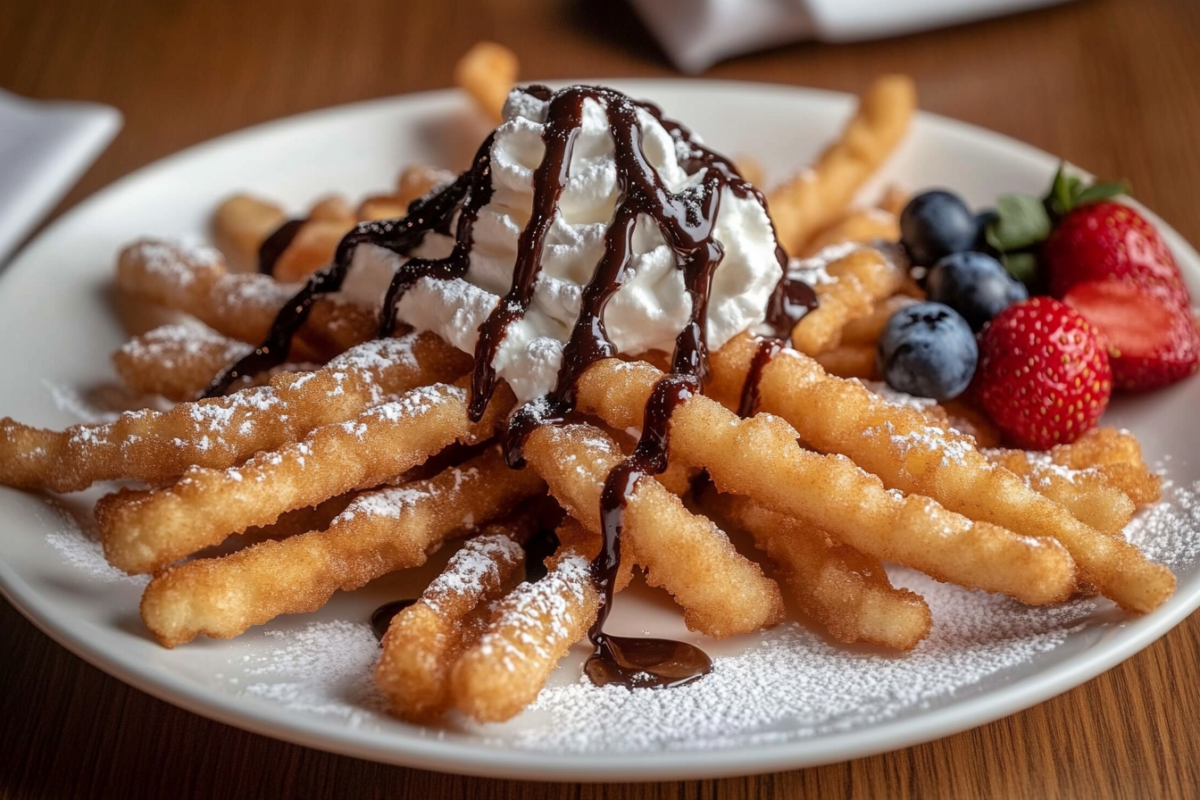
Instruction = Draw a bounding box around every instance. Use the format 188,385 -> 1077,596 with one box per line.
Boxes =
2,77 -> 1198,782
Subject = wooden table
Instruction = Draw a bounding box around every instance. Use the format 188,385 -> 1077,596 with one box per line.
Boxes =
2,0 -> 1199,797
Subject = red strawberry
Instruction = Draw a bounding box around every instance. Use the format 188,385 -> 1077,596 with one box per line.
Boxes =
1043,201 -> 1191,310
1063,280 -> 1200,391
976,297 -> 1113,449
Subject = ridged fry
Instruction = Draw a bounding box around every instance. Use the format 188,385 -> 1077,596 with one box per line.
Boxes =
112,323 -> 253,401
116,238 -> 375,358
574,358 -> 1076,606
0,334 -> 469,492
700,488 -> 931,651
768,75 -> 916,255
451,551 -> 598,723
708,335 -> 1174,613
376,527 -> 528,721
791,248 -> 906,356
981,448 -> 1136,534
523,423 -> 786,639
98,379 -> 514,574
141,448 -> 543,646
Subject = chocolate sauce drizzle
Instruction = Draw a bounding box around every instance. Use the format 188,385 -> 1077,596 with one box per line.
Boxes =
257,218 -> 306,276
207,85 -> 818,690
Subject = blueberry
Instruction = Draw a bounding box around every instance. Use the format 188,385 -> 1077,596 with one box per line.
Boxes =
878,302 -> 978,400
926,251 -> 1028,332
900,190 -> 978,266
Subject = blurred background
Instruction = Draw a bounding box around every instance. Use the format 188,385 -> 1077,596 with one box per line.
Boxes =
2,1 -> 1199,798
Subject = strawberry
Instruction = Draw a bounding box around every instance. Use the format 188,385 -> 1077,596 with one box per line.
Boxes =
1044,201 -> 1191,310
1063,280 -> 1200,390
975,297 -> 1113,449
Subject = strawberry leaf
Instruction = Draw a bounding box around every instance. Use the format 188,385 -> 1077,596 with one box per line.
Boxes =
986,193 -> 1052,252
1001,252 -> 1039,287
1074,180 -> 1130,206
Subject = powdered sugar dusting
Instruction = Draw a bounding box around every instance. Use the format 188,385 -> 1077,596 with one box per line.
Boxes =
423,533 -> 524,613
500,573 -> 1096,752
209,478 -> 1200,751
239,621 -> 386,725
40,500 -> 148,586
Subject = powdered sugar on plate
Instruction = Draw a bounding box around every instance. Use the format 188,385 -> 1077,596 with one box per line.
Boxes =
239,621 -> 388,726
205,479 -> 1200,752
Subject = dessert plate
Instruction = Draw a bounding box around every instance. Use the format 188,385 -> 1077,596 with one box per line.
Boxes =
1,80 -> 1198,782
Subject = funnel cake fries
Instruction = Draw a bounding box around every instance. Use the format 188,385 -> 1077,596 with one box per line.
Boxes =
0,67 -> 1180,729
98,378 -> 513,574
709,336 -> 1175,613
0,333 -> 470,493
570,359 -> 1074,606
376,524 -> 528,721
142,448 -> 543,647
768,75 -> 917,255
698,487 -> 932,651
117,239 -> 376,360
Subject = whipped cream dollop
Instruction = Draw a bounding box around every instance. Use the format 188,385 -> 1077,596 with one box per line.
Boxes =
352,90 -> 784,404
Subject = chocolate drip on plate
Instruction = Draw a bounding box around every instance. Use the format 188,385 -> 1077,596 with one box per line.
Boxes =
371,598 -> 417,642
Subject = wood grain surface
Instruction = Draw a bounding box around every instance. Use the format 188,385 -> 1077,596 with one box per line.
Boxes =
2,0 -> 1199,797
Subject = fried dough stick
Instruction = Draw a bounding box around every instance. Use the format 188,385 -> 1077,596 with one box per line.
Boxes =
116,238 -> 375,358
142,449 -> 542,647
801,207 -> 900,257
979,449 -> 1136,534
98,379 -> 515,574
522,423 -> 786,639
377,528 -> 528,721
0,334 -> 470,492
768,75 -> 916,255
452,543 -> 599,723
573,359 -> 1075,606
113,323 -> 254,401
708,336 -> 1174,613
790,248 -> 907,356
699,489 -> 931,651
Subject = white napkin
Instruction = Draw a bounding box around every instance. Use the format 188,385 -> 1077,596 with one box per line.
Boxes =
629,0 -> 1076,73
0,90 -> 122,267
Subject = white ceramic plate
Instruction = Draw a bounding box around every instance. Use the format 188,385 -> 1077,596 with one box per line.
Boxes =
2,80 -> 1199,782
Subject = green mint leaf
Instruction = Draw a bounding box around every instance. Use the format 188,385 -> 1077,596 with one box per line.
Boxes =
988,193 -> 1053,251
1002,252 -> 1039,287
1074,180 -> 1131,206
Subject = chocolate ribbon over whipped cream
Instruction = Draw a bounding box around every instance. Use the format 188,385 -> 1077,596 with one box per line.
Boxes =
207,84 -> 817,689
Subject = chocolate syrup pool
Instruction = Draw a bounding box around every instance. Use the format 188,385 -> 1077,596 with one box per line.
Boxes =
210,84 -> 816,691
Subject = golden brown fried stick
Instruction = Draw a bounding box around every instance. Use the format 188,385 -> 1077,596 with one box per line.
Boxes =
212,194 -> 287,271
1047,428 -> 1162,506
523,423 -> 785,639
454,41 -> 519,122
840,294 -> 919,347
141,448 -> 543,646
376,525 -> 528,721
574,358 -> 1075,606
112,323 -> 254,401
0,333 -> 470,492
708,336 -> 1174,613
801,207 -> 900,257
116,238 -> 375,359
981,448 -> 1136,534
699,488 -> 931,651
99,379 -> 515,574
451,548 -> 598,723
814,343 -> 877,380
791,247 -> 907,356
768,75 -> 916,255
